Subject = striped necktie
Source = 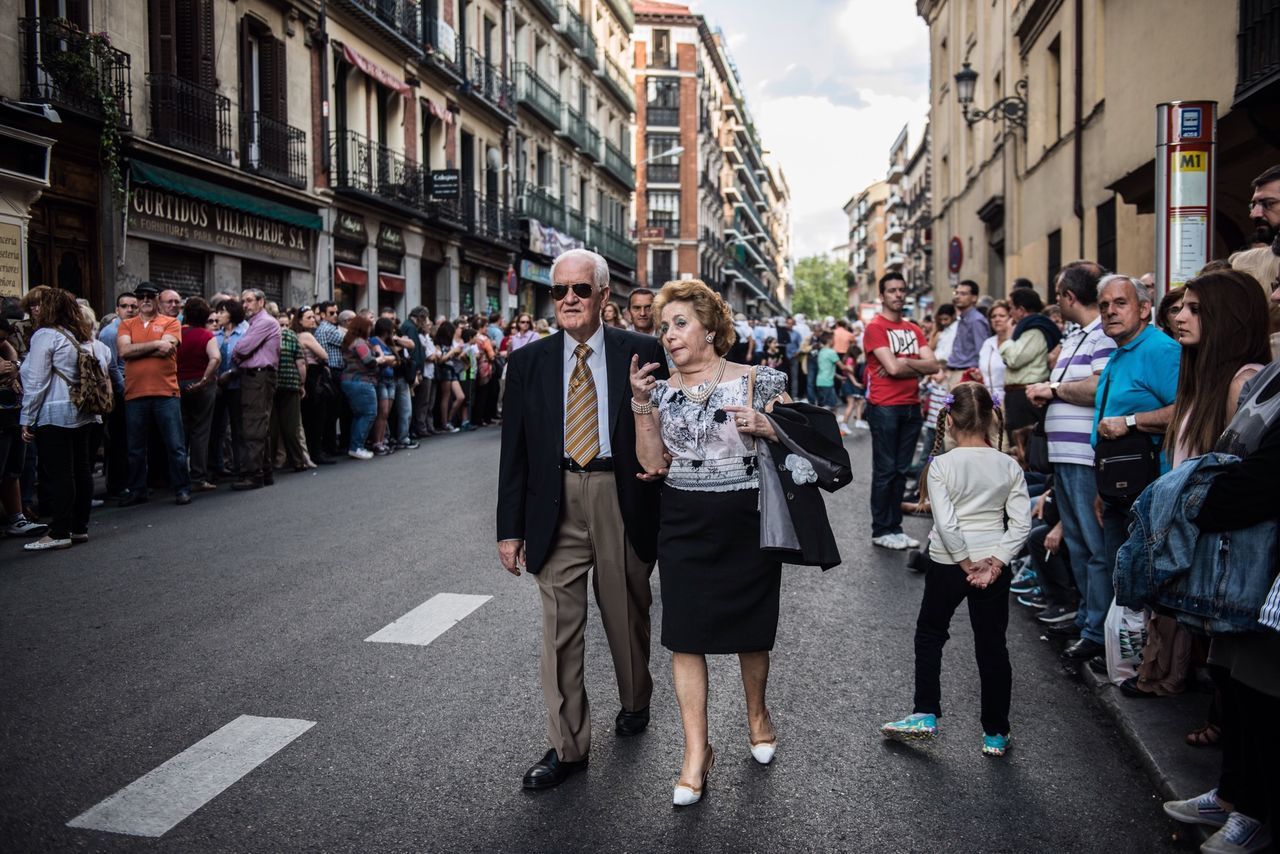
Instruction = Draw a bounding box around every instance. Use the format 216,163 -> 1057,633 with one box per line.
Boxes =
564,343 -> 600,468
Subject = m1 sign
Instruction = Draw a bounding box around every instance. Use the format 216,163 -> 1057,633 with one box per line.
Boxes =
1155,101 -> 1216,300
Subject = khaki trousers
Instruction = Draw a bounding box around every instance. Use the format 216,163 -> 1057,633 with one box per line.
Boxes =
239,369 -> 276,480
535,470 -> 654,762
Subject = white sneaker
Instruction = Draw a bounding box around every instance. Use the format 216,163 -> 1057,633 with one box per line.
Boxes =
901,533 -> 921,549
348,449 -> 374,460
1201,812 -> 1272,853
6,517 -> 48,538
855,420 -> 870,430
872,534 -> 909,550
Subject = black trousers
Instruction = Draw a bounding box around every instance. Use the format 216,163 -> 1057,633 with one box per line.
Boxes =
34,424 -> 92,539
913,557 -> 1013,735
1214,664 -> 1280,821
1028,522 -> 1076,608
104,386 -> 129,495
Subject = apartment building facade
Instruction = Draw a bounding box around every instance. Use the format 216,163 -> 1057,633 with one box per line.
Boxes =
633,0 -> 788,316
903,124 -> 933,309
843,179 -> 888,315
917,0 -> 1280,304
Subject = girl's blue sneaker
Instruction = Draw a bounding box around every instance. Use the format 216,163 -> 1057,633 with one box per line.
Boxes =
982,732 -> 1012,756
880,713 -> 938,741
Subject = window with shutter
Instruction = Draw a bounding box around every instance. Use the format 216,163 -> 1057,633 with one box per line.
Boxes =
149,0 -> 179,76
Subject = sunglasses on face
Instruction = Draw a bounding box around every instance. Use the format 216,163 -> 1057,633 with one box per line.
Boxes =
551,283 -> 594,301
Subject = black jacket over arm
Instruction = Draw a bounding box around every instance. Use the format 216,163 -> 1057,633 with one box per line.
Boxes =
496,326 -> 667,574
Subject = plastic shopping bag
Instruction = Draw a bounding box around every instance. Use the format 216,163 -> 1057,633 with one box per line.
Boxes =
1103,599 -> 1148,686
1260,574 -> 1280,632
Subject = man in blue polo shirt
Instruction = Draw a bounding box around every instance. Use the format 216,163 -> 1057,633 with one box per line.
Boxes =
1059,274 -> 1179,665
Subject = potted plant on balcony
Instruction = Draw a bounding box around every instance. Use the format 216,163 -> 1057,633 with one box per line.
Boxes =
42,18 -> 126,203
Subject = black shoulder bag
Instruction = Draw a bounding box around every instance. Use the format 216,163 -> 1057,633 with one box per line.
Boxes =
1093,373 -> 1161,501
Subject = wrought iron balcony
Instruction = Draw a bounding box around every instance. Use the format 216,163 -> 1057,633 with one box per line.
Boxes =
646,162 -> 680,183
331,129 -> 424,211
148,73 -> 232,163
565,207 -> 585,240
345,0 -> 421,48
601,139 -> 635,189
645,105 -> 679,127
423,16 -> 464,83
461,188 -> 515,245
591,219 -> 636,268
515,63 -> 560,129
19,17 -> 132,128
559,4 -> 598,66
1237,0 -> 1280,102
561,105 -> 599,159
240,111 -> 307,189
464,47 -> 516,122
645,216 -> 678,237
596,53 -> 635,111
515,183 -> 566,232
525,0 -> 560,24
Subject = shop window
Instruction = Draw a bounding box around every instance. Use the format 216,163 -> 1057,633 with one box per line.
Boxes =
242,260 -> 284,306
149,244 -> 206,298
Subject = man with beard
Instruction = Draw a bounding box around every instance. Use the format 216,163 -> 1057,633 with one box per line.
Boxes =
1249,165 -> 1280,247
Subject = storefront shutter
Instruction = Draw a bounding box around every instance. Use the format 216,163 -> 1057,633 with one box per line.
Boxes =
149,245 -> 206,299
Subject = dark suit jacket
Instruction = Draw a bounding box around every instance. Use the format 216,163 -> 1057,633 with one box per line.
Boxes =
497,326 -> 668,575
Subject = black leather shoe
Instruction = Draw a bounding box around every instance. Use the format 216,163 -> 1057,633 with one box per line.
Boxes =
1120,676 -> 1162,699
117,493 -> 149,507
1061,638 -> 1105,661
1044,622 -> 1082,638
1087,655 -> 1109,676
230,479 -> 264,491
616,706 -> 650,737
522,749 -> 587,790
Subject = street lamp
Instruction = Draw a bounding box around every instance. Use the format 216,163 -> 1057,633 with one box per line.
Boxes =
953,61 -> 1028,131
640,145 -> 684,165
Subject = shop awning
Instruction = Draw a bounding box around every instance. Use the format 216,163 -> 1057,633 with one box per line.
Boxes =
378,273 -> 405,293
335,263 -> 368,287
343,45 -> 411,97
129,161 -> 323,230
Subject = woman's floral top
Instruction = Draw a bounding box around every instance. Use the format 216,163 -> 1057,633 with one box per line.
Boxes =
650,365 -> 787,492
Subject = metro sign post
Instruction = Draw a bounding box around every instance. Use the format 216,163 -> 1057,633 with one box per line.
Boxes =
1155,101 -> 1217,301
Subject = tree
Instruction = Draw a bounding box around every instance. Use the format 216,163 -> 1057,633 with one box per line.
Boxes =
791,255 -> 849,319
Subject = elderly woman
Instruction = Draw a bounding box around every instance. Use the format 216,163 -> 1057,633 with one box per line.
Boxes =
19,288 -> 111,551
630,279 -> 790,807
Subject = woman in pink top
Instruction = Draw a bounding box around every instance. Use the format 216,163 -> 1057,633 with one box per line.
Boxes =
507,313 -> 540,352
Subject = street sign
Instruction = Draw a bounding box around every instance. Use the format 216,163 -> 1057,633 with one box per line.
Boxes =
1155,101 -> 1216,299
948,236 -> 963,273
430,170 -> 460,199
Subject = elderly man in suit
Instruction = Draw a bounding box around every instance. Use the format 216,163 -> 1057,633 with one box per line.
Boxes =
497,248 -> 667,790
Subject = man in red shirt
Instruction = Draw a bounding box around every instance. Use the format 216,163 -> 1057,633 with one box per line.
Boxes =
864,272 -> 940,549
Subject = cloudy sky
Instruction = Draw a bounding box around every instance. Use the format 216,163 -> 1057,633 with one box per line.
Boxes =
687,0 -> 931,260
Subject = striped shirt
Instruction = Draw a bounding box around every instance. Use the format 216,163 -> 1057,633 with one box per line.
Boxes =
1045,317 -> 1116,465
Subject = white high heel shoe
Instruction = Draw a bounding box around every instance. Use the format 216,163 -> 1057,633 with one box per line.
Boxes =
672,746 -> 715,807
750,713 -> 777,764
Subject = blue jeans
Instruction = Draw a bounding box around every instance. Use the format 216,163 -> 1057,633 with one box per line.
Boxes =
125,396 -> 190,496
1054,462 -> 1110,644
342,379 -> 377,452
866,403 -> 924,537
393,377 -> 412,443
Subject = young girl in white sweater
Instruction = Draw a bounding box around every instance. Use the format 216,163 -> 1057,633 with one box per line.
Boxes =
880,382 -> 1030,756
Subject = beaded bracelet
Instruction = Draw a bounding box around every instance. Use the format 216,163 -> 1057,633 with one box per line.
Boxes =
630,398 -> 653,415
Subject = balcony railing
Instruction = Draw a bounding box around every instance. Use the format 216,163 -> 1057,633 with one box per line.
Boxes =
148,73 -> 232,163
332,129 -> 424,210
591,219 -> 636,268
645,217 -> 678,237
240,112 -> 307,188
646,162 -> 680,183
515,63 -> 560,128
647,51 -> 675,69
601,139 -> 635,188
566,207 -> 585,240
423,16 -> 463,81
526,0 -> 559,22
560,4 -> 597,64
461,188 -> 515,244
1237,0 -> 1280,102
464,47 -> 516,122
515,183 -> 566,232
19,17 -> 133,128
597,53 -> 634,111
350,0 -> 421,45
562,105 -> 599,158
727,260 -> 771,305
645,105 -> 679,127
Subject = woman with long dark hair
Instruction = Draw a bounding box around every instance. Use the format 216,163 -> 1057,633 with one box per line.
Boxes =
293,307 -> 333,465
19,288 -> 111,551
340,315 -> 393,459
433,320 -> 465,432
177,297 -> 221,492
369,317 -> 399,455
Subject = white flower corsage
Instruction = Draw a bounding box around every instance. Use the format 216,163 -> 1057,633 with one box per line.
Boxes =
783,454 -> 817,485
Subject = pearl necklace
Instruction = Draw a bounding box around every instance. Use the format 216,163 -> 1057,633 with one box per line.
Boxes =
676,357 -> 727,405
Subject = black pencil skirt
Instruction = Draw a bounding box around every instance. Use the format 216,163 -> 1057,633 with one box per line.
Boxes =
658,484 -> 783,654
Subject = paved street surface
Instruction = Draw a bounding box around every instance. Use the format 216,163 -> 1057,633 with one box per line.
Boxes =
2,428 -> 1194,853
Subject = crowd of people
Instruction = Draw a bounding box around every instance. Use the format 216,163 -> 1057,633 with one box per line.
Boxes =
866,165 -> 1280,854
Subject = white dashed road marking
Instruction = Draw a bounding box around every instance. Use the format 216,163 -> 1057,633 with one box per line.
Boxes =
365,593 -> 492,647
67,715 -> 315,838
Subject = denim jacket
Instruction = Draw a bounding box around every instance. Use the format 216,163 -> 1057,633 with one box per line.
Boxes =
1114,452 -> 1277,634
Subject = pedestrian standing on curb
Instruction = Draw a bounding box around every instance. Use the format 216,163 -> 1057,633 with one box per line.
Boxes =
18,288 -> 112,550
210,299 -> 247,480
97,291 -> 137,499
313,302 -> 348,456
271,308 -> 311,472
1000,288 -> 1061,443
1026,262 -> 1115,651
176,297 -> 220,494
400,307 -> 430,444
117,283 -> 191,506
975,299 -> 1011,402
339,315 -> 389,460
881,383 -> 1028,756
0,318 -> 47,539
229,289 -> 281,490
946,280 -> 990,388
496,248 -> 666,792
864,272 -> 941,550
293,307 -> 334,465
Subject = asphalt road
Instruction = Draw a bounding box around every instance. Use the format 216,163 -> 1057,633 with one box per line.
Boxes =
1,425 -> 1195,853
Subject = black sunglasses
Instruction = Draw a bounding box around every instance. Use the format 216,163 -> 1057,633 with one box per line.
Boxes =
551,283 -> 594,301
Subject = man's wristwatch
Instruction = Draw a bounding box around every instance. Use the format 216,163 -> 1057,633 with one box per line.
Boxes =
1049,381 -> 1061,400
1124,414 -> 1138,431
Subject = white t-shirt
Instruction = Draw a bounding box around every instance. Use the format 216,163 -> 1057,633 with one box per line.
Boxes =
978,335 -> 1006,398
935,322 -> 957,366
418,333 -> 437,380
927,447 -> 1031,566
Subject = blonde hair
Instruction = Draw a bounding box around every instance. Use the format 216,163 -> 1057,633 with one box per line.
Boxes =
1229,246 -> 1280,294
653,278 -> 736,357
